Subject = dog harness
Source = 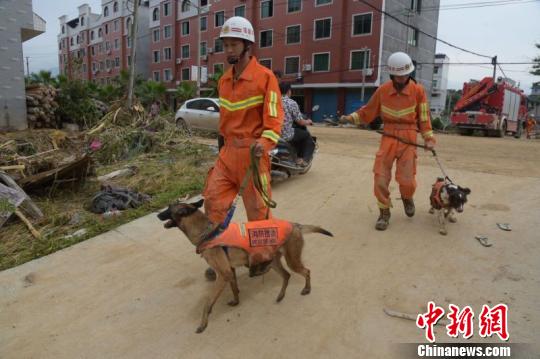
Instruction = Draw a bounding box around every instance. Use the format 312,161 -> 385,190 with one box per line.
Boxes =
430,179 -> 446,210
196,219 -> 293,265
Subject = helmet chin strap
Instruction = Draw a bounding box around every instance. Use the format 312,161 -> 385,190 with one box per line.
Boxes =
390,75 -> 411,91
227,41 -> 251,65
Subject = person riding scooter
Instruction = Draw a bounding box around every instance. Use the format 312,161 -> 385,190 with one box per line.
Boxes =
279,82 -> 315,167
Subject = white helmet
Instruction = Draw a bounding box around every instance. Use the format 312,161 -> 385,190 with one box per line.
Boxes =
219,16 -> 255,43
387,52 -> 415,76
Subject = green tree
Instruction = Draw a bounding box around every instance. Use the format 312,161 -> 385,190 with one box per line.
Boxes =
176,81 -> 197,104
205,70 -> 223,98
27,70 -> 57,86
135,81 -> 167,108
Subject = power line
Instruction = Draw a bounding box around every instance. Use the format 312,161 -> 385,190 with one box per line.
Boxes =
358,0 -> 493,59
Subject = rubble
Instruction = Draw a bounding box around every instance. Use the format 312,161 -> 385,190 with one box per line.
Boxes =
25,84 -> 59,129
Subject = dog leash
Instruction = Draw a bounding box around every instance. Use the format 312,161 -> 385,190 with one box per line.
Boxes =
376,130 -> 454,184
201,144 -> 277,242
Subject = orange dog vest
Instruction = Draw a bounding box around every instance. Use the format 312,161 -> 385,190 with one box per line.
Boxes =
197,219 -> 294,265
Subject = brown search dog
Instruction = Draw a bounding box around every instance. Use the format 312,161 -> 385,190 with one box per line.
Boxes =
157,197 -> 333,333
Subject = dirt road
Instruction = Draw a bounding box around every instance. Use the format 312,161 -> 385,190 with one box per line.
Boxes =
1,128 -> 539,358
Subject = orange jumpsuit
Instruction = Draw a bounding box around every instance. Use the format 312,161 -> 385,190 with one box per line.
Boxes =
348,80 -> 435,209
525,118 -> 536,139
203,57 -> 284,224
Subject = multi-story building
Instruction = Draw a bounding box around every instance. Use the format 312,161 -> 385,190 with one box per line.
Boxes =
0,0 -> 46,130
147,0 -> 439,119
530,81 -> 540,118
58,1 -> 150,84
430,53 -> 449,116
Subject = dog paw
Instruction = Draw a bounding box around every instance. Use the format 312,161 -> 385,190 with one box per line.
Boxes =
196,325 -> 207,334
439,229 -> 448,236
448,216 -> 457,223
276,293 -> 285,303
428,208 -> 435,214
227,299 -> 239,307
301,287 -> 311,296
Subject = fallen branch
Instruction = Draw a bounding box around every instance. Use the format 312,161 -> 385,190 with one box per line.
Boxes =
0,140 -> 15,150
17,148 -> 58,160
0,165 -> 25,171
14,209 -> 41,239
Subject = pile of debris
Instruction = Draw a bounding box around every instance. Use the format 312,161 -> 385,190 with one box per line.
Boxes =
26,84 -> 59,129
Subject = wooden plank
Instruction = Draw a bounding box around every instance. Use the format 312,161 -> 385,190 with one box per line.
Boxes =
0,171 -> 44,220
0,183 -> 25,228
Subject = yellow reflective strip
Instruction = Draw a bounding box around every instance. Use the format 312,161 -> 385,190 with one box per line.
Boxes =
262,130 -> 280,143
419,103 -> 429,122
219,95 -> 264,108
268,91 -> 277,117
240,223 -> 246,237
351,112 -> 360,124
377,200 -> 392,209
220,98 -> 264,112
422,130 -> 433,138
381,105 -> 416,118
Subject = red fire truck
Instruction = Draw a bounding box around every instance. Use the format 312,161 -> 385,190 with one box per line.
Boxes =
451,77 -> 528,137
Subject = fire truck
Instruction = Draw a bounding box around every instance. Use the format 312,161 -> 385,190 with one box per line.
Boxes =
451,77 -> 528,137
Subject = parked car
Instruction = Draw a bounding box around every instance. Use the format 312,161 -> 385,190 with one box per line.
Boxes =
175,98 -> 220,133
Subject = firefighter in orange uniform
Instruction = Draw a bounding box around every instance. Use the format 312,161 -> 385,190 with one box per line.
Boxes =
203,17 -> 284,279
340,52 -> 436,231
525,114 -> 536,139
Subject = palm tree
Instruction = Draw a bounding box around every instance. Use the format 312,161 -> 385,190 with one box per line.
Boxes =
176,81 -> 197,104
135,80 -> 167,108
205,70 -> 223,98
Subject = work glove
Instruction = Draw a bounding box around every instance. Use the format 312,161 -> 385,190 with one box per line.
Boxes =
338,115 -> 352,124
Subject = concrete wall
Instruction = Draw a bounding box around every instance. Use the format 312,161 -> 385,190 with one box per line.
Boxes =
431,54 -> 449,115
382,0 -> 440,94
0,0 -> 34,130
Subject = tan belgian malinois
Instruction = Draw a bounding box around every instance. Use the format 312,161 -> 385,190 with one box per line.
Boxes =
157,196 -> 333,333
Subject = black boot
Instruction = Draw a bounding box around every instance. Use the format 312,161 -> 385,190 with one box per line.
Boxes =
375,208 -> 391,231
402,198 -> 415,217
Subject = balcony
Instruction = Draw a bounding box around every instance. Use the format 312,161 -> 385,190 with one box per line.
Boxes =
21,12 -> 46,42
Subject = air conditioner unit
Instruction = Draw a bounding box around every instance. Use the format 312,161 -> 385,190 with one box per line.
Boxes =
176,58 -> 182,64
207,48 -> 213,54
201,55 -> 208,61
302,64 -> 312,71
362,68 -> 374,76
107,68 -> 112,73
176,80 -> 181,85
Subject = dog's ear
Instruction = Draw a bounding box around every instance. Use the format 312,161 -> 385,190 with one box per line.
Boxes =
460,187 -> 471,195
157,208 -> 172,221
193,198 -> 204,208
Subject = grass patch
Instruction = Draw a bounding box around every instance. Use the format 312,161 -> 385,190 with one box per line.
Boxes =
0,141 -> 215,271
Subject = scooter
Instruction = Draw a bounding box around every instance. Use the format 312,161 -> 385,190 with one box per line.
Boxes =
269,105 -> 319,182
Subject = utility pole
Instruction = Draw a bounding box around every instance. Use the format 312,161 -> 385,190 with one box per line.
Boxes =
491,55 -> 497,80
197,1 -> 201,97
127,0 -> 139,108
25,57 -> 30,77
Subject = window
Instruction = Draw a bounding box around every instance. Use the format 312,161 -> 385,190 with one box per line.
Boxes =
76,35 -> 80,44
126,18 -> 132,34
62,25 -> 65,34
314,18 -> 331,39
288,0 -> 301,13
261,0 -> 273,18
259,59 -> 272,69
215,11 -> 224,27
153,71 -> 160,82
411,0 -> 422,13
114,20 -> 119,32
433,80 -> 438,88
433,66 -> 439,74
164,47 -> 172,60
99,61 -> 104,70
152,8 -> 159,21
235,5 -> 246,17
200,16 -> 207,31
153,29 -> 160,42
286,25 -> 301,44
98,43 -> 103,53
214,38 -> 224,53
115,57 -> 120,67
128,56 -> 132,65
71,37 -> 74,46
164,2 -> 171,16
350,50 -> 370,70
153,50 -> 160,63
105,24 -> 109,34
91,46 -> 95,56
285,57 -> 300,74
182,21 -> 190,36
106,59 -> 111,69
200,42 -> 207,57
98,28 -> 103,37
316,0 -> 332,5
127,36 -> 132,48
90,30 -> 95,40
352,13 -> 372,36
113,1 -> 118,12
82,64 -> 86,73
104,6 -> 109,17
164,69 -> 172,81
164,25 -> 172,38
115,38 -> 119,49
182,44 -> 190,58
260,30 -> 273,48
408,27 -> 419,47
181,1 -> 190,12
213,63 -> 224,74
201,0 -> 208,6
181,68 -> 190,80
313,53 -> 330,72
81,16 -> 85,26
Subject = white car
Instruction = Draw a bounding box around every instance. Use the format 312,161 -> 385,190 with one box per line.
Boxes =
175,97 -> 220,133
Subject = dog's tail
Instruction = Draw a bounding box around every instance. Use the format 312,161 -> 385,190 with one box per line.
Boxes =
298,224 -> 333,237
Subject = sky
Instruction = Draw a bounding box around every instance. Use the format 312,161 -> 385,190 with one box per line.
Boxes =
22,0 -> 540,93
